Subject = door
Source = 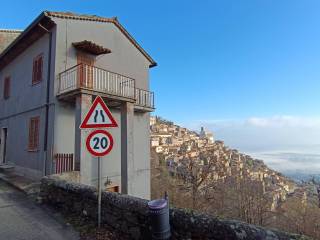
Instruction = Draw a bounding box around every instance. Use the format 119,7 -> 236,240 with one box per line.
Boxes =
0,128 -> 8,164
77,51 -> 95,89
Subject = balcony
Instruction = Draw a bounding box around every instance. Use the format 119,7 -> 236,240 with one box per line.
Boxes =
135,88 -> 155,111
57,64 -> 154,111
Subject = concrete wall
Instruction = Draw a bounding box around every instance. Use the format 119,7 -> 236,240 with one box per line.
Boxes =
132,112 -> 151,198
40,176 -> 308,240
0,33 -> 54,178
52,18 -> 150,90
52,17 -> 152,199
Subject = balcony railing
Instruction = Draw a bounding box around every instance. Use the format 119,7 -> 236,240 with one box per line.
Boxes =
58,64 -> 155,110
135,88 -> 155,109
58,64 -> 135,99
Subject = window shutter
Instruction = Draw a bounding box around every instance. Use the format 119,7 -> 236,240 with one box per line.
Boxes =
28,117 -> 40,150
32,58 -> 37,84
34,117 -> 39,149
32,54 -> 43,84
4,77 -> 10,99
28,119 -> 34,149
37,56 -> 43,82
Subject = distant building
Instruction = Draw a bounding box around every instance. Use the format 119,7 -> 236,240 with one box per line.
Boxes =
199,127 -> 214,144
151,137 -> 160,147
150,116 -> 157,126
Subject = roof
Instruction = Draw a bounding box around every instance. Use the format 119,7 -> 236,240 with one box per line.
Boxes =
45,11 -> 156,67
0,12 -> 55,70
0,29 -> 22,54
0,29 -> 23,33
0,11 -> 157,70
72,40 -> 111,55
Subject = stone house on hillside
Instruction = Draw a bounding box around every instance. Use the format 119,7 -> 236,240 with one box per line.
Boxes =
0,11 -> 156,199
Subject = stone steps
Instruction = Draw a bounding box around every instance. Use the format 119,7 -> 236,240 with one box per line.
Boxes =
0,171 -> 40,196
0,164 -> 15,173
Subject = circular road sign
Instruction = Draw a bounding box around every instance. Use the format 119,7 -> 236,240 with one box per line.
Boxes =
86,130 -> 114,157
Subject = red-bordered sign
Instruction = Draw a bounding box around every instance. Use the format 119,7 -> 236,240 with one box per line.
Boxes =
86,130 -> 114,157
80,96 -> 118,129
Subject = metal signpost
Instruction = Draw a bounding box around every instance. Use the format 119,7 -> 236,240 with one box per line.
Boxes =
80,96 -> 118,227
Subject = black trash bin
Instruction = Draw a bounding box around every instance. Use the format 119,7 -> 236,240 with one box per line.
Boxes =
148,198 -> 171,240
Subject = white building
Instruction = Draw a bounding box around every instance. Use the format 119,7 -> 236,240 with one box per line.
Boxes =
0,11 -> 156,199
150,116 -> 157,126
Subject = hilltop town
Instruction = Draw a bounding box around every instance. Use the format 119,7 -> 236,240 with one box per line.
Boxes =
150,116 -> 299,210
150,115 -> 320,232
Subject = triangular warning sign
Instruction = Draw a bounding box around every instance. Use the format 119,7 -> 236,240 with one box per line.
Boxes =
80,96 -> 118,129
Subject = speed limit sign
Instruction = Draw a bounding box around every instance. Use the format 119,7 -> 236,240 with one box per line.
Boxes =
80,97 -> 118,228
86,129 -> 114,157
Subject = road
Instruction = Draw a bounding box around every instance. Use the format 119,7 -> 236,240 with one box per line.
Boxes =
0,180 -> 79,240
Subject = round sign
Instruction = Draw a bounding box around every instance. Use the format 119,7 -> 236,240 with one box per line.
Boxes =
86,130 -> 114,157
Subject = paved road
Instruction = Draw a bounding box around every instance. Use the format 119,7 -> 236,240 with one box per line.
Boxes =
0,180 -> 79,240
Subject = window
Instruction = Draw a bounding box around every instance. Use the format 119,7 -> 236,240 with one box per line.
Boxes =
3,76 -> 10,99
32,54 -> 43,84
28,117 -> 40,151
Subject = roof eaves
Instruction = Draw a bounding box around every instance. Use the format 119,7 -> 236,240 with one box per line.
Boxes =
44,11 -> 114,23
112,18 -> 157,68
0,11 -> 157,69
0,12 -> 46,60
0,29 -> 23,33
44,11 -> 157,68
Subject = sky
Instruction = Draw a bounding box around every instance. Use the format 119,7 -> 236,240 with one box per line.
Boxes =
1,0 -> 320,172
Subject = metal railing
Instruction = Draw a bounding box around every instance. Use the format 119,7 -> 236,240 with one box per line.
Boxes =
135,88 -> 155,109
54,153 -> 74,174
58,64 -> 135,99
58,64 -> 155,109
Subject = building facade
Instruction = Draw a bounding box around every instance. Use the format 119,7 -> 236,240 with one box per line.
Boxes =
0,11 -> 156,199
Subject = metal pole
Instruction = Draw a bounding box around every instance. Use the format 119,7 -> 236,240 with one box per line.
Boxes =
98,156 -> 102,228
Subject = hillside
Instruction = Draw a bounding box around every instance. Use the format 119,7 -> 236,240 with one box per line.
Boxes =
150,116 -> 320,239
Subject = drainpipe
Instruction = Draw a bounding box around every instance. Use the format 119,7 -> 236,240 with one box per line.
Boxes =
39,23 -> 52,176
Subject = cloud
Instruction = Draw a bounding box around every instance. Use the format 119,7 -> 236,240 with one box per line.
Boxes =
184,116 -> 320,172
246,116 -> 320,128
250,151 -> 320,174
185,115 -> 320,151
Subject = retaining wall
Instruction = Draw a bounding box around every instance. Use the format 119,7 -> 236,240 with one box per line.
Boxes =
40,176 -> 309,240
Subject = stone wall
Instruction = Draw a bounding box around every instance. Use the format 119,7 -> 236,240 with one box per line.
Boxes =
40,176 -> 309,240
